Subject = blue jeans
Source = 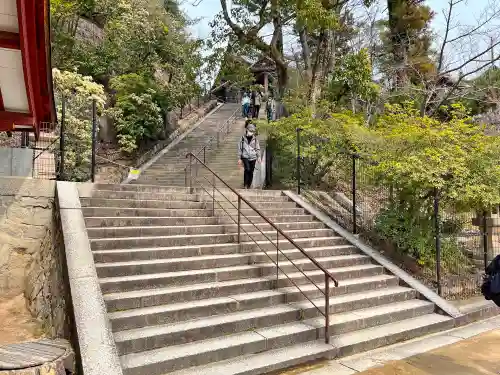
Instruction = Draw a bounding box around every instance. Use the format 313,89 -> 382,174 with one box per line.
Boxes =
242,103 -> 250,117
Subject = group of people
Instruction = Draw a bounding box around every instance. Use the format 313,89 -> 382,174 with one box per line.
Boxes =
241,90 -> 276,122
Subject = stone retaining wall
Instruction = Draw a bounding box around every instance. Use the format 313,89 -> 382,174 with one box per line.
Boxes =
0,177 -> 70,338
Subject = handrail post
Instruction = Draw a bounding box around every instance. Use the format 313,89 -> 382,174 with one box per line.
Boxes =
276,229 -> 279,287
296,128 -> 301,194
237,196 -> 241,244
217,131 -> 220,147
212,174 -> 216,216
434,187 -> 442,296
483,210 -> 488,271
91,98 -> 97,183
188,154 -> 193,194
352,154 -> 357,235
203,146 -> 206,164
325,274 -> 330,344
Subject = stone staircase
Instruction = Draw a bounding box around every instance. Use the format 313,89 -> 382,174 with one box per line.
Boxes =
81,182 -> 455,375
135,103 -> 241,186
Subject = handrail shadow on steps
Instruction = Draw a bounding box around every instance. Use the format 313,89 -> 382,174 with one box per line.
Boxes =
185,152 -> 339,344
183,103 -> 240,185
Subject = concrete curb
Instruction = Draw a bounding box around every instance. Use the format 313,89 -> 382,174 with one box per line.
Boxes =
121,102 -> 224,184
283,190 -> 463,320
56,181 -> 123,375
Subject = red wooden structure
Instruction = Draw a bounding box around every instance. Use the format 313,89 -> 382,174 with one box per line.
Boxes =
0,0 -> 55,139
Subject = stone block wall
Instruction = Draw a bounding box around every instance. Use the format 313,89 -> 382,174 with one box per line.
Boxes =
0,177 -> 70,338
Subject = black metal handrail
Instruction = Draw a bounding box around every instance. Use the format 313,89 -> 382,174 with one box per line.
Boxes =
186,152 -> 339,343
183,105 -> 240,185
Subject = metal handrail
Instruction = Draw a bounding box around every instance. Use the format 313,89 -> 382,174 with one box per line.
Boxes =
186,152 -> 339,344
183,105 -> 240,184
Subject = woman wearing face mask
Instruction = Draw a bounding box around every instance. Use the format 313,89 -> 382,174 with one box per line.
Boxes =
237,124 -> 261,189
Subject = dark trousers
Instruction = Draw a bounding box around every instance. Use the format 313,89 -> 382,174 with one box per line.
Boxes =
253,105 -> 260,118
242,158 -> 256,188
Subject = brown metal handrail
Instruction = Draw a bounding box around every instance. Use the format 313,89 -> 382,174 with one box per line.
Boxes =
186,152 -> 339,344
183,105 -> 240,185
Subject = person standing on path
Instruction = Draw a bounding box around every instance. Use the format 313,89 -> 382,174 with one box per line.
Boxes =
266,95 -> 276,122
237,123 -> 261,189
241,93 -> 250,118
253,90 -> 263,118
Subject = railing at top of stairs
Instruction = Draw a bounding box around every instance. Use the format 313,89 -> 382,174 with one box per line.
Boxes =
185,152 -> 339,344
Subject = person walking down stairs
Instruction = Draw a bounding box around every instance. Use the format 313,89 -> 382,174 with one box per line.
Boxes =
253,90 -> 263,118
237,123 -> 261,189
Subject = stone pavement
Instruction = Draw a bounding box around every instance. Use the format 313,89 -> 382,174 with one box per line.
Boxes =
275,315 -> 500,375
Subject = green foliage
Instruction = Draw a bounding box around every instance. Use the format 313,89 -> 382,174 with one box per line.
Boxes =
266,102 -> 500,267
375,201 -> 469,269
51,0 -> 203,153
370,102 -> 500,210
108,91 -> 163,154
326,49 -> 379,108
52,69 -> 106,181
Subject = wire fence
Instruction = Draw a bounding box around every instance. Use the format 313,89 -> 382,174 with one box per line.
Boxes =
268,128 -> 495,300
2,91 -> 220,183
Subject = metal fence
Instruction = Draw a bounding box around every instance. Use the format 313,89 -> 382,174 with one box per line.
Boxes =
8,91 -> 219,183
268,128 -> 495,300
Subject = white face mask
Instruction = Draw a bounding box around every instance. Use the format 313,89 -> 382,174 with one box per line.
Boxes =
247,131 -> 254,136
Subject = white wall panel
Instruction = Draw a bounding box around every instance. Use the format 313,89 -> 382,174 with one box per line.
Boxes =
0,48 -> 29,113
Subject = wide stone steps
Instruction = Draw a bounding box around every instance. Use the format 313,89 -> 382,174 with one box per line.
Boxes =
77,183 -> 454,375
98,263 -> 385,294
112,290 -> 423,354
84,214 -> 316,228
82,206 -> 307,217
89,189 -> 291,202
164,314 -> 453,375
134,103 -> 241,186
110,287 -> 418,336
93,244 -> 358,263
119,312 -> 452,375
103,274 -> 398,312
89,231 -> 343,251
95,254 -> 371,277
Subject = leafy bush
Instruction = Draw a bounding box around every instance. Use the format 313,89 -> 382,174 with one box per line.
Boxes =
52,69 -> 106,181
109,91 -> 163,154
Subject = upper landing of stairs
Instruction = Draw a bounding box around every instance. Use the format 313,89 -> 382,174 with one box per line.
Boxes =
135,103 -> 241,186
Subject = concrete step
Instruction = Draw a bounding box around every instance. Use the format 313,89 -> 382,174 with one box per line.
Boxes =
103,274 -> 398,312
89,230 -> 339,250
93,236 -> 349,261
91,190 -> 201,201
164,314 -> 452,375
82,207 -> 306,217
84,214 -> 315,228
99,263 -> 384,293
94,253 -> 371,277
81,197 -> 298,210
87,221 -> 326,238
166,341 -> 335,375
90,189 -> 290,202
93,243 -> 358,263
112,287 -> 418,352
81,198 -> 206,209
119,311 -> 449,375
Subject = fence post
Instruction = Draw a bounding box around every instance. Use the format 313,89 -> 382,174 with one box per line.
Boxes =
483,210 -> 489,271
352,154 -> 357,235
59,96 -> 66,181
296,128 -> 301,194
91,99 -> 97,183
434,187 -> 442,296
180,106 -> 183,119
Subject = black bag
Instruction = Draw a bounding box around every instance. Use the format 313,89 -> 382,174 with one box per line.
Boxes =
481,255 -> 500,306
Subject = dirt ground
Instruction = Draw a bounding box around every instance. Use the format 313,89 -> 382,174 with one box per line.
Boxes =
276,329 -> 500,375
357,329 -> 500,375
0,294 -> 44,345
